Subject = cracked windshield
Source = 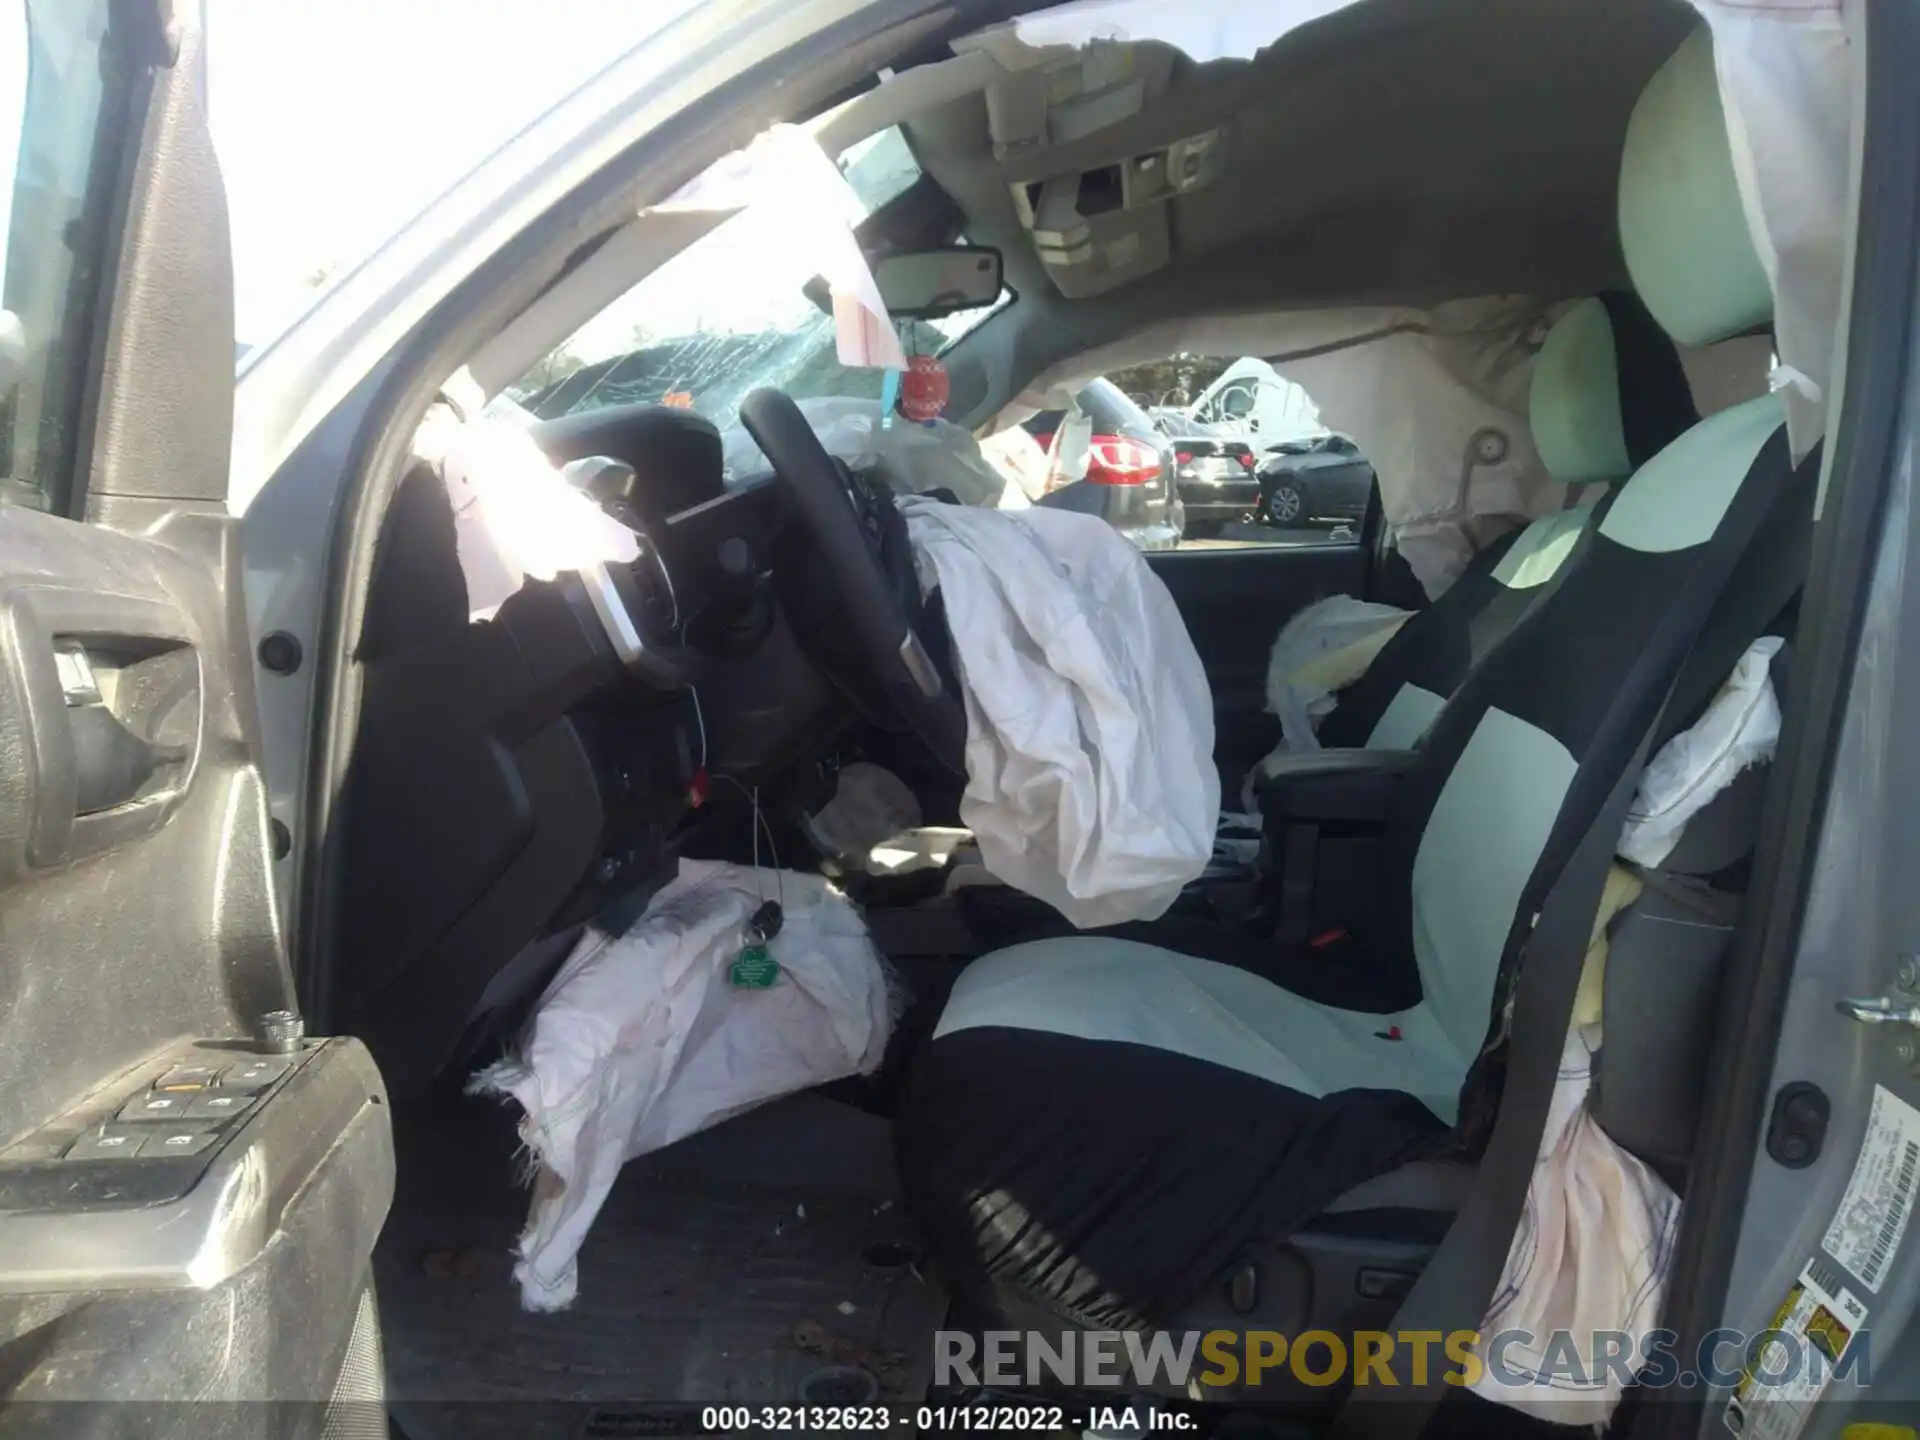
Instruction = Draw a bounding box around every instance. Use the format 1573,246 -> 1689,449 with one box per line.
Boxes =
514,128 -> 985,430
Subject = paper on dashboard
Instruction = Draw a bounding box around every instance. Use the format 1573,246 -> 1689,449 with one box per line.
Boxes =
654,125 -> 906,371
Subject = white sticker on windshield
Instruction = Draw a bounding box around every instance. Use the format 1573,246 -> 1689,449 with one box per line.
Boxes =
1820,1084 -> 1920,1293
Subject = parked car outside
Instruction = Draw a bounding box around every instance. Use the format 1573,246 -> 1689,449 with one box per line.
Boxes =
1021,377 -> 1182,550
1145,407 -> 1261,538
1256,432 -> 1374,532
1187,356 -> 1325,446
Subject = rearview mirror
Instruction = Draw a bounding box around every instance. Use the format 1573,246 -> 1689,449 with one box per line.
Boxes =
873,246 -> 1004,320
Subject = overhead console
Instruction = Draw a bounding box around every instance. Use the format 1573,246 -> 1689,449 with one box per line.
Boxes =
951,29 -> 1230,299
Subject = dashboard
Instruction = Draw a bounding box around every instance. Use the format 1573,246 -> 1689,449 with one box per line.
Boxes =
336,400 -> 867,1093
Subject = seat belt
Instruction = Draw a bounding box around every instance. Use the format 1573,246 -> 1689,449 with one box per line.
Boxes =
1331,735 -> 1656,1438
1620,861 -> 1744,926
1654,447 -> 1818,748
1332,442 -> 1820,1438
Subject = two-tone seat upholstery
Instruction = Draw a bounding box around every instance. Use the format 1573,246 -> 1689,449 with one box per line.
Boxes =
898,26 -> 1800,1342
1320,290 -> 1698,751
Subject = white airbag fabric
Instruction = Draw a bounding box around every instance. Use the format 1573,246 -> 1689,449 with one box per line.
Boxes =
998,298 -> 1570,597
657,125 -> 905,371
1470,1024 -> 1680,1424
1686,0 -> 1851,462
901,499 -> 1220,927
1013,0 -> 1355,64
1467,641 -> 1786,1420
473,859 -> 893,1311
1259,594 -> 1414,753
1088,4 -> 1849,449
1619,635 -> 1784,866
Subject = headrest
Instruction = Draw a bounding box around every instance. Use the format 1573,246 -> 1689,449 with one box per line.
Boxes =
1530,293 -> 1700,483
1619,28 -> 1773,347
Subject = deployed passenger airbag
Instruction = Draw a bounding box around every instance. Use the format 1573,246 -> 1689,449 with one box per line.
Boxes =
474,860 -> 895,1310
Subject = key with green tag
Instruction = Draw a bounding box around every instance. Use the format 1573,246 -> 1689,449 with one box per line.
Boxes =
729,945 -> 780,988
728,899 -> 784,988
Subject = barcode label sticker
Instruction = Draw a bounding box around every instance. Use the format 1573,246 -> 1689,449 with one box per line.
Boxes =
1820,1085 -> 1920,1293
1721,1260 -> 1867,1440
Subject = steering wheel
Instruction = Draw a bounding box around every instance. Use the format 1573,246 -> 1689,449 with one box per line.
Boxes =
739,389 -> 967,773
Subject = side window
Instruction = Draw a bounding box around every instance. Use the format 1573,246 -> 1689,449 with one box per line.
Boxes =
1,0 -> 135,515
1101,353 -> 1373,549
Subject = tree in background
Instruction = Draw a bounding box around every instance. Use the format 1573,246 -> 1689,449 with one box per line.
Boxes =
517,343 -> 589,395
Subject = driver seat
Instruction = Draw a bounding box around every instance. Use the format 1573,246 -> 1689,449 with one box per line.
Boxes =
897,26 -> 1796,1377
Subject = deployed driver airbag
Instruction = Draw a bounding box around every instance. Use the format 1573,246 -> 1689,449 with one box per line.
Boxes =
900,499 -> 1219,927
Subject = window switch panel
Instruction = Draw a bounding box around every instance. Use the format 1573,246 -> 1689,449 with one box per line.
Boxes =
137,1128 -> 220,1159
63,1127 -> 148,1161
117,1092 -> 193,1123
184,1093 -> 255,1123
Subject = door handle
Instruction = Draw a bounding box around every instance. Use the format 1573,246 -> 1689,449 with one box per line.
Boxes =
1837,995 -> 1920,1029
66,703 -> 186,815
0,588 -> 202,874
51,639 -> 197,816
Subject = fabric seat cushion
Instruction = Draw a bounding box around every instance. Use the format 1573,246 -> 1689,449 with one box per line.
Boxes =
907,393 -> 1795,1324
899,937 -> 1450,1329
1327,494 -> 1602,750
1318,290 -> 1696,750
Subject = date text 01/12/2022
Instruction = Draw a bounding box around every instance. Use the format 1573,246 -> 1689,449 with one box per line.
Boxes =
695,1406 -> 1197,1432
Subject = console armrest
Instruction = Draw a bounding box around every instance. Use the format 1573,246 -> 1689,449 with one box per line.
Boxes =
1253,750 -> 1415,944
1254,748 -> 1417,825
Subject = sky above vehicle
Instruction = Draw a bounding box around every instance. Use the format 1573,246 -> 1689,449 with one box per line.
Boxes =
207,0 -> 699,344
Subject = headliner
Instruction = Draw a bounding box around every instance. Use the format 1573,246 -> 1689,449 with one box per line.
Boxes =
908,0 -> 1699,421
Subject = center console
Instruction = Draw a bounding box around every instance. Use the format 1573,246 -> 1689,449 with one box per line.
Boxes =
1251,747 -> 1416,942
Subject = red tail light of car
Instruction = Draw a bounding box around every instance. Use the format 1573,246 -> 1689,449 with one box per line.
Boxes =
1175,450 -> 1193,465
1238,451 -> 1257,469
1085,435 -> 1162,486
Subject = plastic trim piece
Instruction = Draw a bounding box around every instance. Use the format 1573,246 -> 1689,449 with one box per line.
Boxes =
579,562 -> 647,670
0,1039 -> 389,1295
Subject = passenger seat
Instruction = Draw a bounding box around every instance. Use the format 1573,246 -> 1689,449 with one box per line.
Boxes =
1315,290 -> 1698,750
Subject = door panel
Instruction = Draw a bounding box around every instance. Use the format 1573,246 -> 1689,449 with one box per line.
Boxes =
1149,542 -> 1372,790
0,0 -> 391,1427
0,511 -> 395,1440
0,1044 -> 390,1415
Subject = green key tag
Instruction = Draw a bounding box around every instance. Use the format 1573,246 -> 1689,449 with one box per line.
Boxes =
729,944 -> 780,989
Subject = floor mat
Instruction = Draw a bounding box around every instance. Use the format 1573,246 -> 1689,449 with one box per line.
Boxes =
378,1092 -> 947,1440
